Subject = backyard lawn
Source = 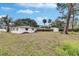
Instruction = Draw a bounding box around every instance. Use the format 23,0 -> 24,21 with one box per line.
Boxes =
0,32 -> 79,56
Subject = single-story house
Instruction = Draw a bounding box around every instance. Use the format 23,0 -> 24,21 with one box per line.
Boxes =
0,25 -> 59,33
10,26 -> 37,34
0,26 -> 7,32
0,26 -> 37,34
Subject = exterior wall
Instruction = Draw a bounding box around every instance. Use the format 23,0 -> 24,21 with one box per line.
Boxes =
0,26 -> 37,34
53,28 -> 59,32
51,27 -> 59,32
11,27 -> 26,34
0,26 -> 59,33
0,26 -> 7,32
28,28 -> 37,33
10,27 -> 37,34
0,29 -> 6,32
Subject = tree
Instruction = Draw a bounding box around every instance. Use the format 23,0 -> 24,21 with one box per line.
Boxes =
64,4 -> 73,34
71,4 -> 79,31
72,17 -> 79,29
57,3 -> 79,34
48,19 -> 52,23
57,3 -> 75,34
2,15 -> 12,32
15,18 -> 38,27
0,17 -> 5,28
43,19 -> 47,26
57,3 -> 67,17
48,19 -> 52,28
51,19 -> 64,30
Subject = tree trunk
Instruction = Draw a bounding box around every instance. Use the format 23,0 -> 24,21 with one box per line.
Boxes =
7,24 -> 10,32
64,4 -> 73,34
72,7 -> 74,31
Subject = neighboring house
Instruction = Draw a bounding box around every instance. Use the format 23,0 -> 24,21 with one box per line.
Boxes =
0,26 -> 37,34
10,26 -> 37,34
0,26 -> 7,32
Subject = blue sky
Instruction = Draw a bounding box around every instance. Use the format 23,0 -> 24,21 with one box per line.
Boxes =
0,3 -> 61,25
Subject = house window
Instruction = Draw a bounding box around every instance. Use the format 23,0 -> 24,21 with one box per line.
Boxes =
16,28 -> 18,31
32,28 -> 34,30
25,28 -> 28,30
12,27 -> 15,31
4,27 -> 6,29
11,28 -> 13,31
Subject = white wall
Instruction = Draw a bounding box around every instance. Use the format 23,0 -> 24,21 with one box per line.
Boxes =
0,29 -> 6,32
53,28 -> 59,32
11,27 -> 36,34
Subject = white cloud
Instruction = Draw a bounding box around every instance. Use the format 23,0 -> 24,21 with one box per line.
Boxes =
18,9 -> 33,14
17,9 -> 40,14
34,11 -> 40,13
17,3 -> 57,8
1,7 -> 12,10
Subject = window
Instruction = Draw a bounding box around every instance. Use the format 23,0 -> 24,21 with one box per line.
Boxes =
25,28 -> 28,30
16,27 -> 18,31
32,28 -> 34,30
12,28 -> 15,30
4,26 -> 6,29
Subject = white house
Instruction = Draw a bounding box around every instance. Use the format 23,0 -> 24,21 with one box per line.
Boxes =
0,26 -> 37,34
10,26 -> 37,34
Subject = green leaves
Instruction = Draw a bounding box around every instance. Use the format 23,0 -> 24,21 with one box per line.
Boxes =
55,40 -> 79,56
0,48 -> 9,56
15,18 -> 38,27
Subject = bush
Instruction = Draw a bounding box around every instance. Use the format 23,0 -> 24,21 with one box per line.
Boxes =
0,48 -> 9,55
55,40 -> 79,56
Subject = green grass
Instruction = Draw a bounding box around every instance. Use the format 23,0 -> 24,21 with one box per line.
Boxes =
0,32 -> 79,56
55,40 -> 79,56
0,48 -> 9,56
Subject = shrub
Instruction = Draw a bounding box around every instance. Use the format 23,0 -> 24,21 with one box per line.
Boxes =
55,40 -> 79,56
0,48 -> 9,55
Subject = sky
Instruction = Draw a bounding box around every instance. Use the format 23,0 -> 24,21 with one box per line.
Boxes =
0,3 -> 61,25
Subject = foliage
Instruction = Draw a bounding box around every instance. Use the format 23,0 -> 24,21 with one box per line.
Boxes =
57,3 -> 67,16
51,19 -> 64,30
57,3 -> 79,34
0,32 -> 79,55
0,48 -> 9,55
48,19 -> 52,23
14,18 -> 38,27
1,15 -> 12,32
43,19 -> 47,25
55,40 -> 79,56
48,19 -> 52,28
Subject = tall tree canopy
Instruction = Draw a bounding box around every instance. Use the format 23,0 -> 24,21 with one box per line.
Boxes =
43,19 -> 47,26
1,15 -> 12,32
15,18 -> 38,27
48,19 -> 52,28
51,19 -> 64,30
57,3 -> 79,34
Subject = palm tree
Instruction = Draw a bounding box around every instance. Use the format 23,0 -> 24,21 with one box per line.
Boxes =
48,19 -> 52,28
43,19 -> 47,26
